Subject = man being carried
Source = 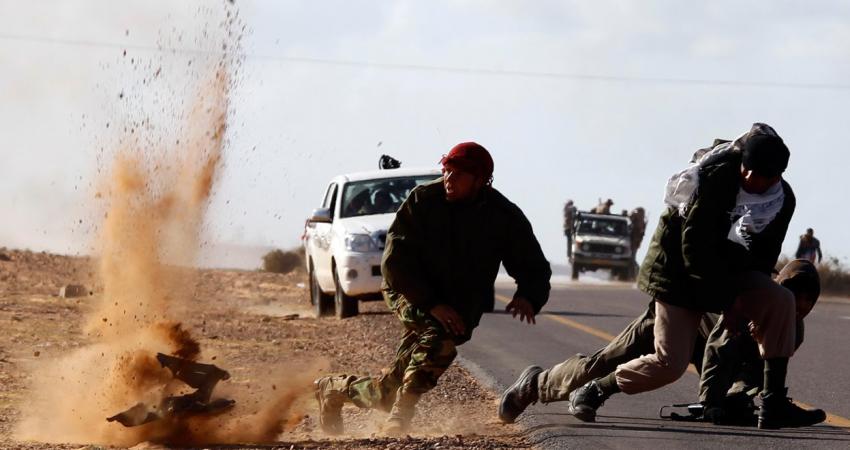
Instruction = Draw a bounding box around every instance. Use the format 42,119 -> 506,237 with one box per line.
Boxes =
314,142 -> 551,435
795,228 -> 823,264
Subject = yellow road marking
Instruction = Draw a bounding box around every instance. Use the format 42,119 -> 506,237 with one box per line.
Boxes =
495,293 -> 850,429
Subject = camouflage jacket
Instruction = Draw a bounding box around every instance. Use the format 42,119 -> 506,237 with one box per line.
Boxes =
381,178 -> 551,340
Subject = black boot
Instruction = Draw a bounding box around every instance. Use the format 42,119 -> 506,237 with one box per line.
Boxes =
758,389 -> 826,429
702,392 -> 758,426
499,365 -> 542,423
568,380 -> 611,423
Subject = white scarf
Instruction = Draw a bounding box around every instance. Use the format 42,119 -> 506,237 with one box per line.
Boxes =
663,123 -> 785,250
663,139 -> 741,217
726,181 -> 784,249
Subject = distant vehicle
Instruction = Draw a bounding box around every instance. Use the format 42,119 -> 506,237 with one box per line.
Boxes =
569,212 -> 635,281
304,168 -> 442,318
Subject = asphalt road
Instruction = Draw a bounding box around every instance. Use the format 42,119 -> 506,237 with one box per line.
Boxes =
459,281 -> 850,449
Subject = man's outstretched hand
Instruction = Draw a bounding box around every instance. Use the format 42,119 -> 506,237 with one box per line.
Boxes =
430,304 -> 466,336
506,296 -> 536,324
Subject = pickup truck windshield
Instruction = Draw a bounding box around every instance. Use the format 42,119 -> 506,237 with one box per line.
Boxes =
341,175 -> 439,218
577,217 -> 629,237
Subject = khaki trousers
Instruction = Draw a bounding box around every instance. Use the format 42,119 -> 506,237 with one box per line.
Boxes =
616,271 -> 795,395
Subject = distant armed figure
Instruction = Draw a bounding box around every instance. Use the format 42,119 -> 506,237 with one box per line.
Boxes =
795,228 -> 822,264
628,207 -> 647,253
313,142 -> 551,435
563,199 -> 577,258
592,198 -> 614,214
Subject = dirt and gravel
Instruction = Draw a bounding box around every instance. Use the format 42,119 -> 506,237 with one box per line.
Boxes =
0,248 -> 530,449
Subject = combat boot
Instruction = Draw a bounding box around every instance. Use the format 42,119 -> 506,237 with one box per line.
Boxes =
568,380 -> 609,422
702,391 -> 758,426
314,375 -> 352,435
384,389 -> 419,436
758,389 -> 826,429
499,365 -> 542,423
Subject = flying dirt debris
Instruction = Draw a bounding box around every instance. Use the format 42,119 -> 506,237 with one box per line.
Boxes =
106,353 -> 234,427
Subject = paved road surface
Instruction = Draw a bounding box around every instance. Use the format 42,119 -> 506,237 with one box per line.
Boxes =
459,281 -> 850,449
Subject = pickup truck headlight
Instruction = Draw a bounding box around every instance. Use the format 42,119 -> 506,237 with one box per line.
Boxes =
344,233 -> 376,252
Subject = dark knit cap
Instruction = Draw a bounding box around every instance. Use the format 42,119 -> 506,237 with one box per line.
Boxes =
742,133 -> 790,178
777,259 -> 820,305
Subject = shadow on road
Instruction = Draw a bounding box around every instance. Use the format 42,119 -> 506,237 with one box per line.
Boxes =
520,414 -> 850,443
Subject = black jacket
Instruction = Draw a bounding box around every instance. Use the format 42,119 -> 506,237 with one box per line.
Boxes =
638,151 -> 795,312
381,179 -> 551,340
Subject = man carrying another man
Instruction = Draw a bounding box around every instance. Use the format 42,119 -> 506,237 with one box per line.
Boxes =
314,142 -> 551,435
502,123 -> 824,430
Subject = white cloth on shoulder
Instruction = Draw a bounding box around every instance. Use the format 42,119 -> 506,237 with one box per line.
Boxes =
663,123 -> 785,250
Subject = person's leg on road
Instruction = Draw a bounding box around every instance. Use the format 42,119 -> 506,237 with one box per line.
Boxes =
499,302 -> 657,423
540,302 -> 656,403
614,300 -> 702,393
568,300 -> 701,422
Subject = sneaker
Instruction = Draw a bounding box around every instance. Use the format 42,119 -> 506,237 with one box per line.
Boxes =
568,380 -> 609,422
499,365 -> 542,424
758,389 -> 826,429
314,376 -> 347,435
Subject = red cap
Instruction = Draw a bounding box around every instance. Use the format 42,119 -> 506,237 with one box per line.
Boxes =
439,142 -> 494,179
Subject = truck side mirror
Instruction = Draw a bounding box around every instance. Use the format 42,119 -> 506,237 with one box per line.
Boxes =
309,207 -> 332,223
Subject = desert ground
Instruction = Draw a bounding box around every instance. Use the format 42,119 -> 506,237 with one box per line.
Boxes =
0,248 -> 530,449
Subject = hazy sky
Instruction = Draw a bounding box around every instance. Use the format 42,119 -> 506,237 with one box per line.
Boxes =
2,0 -> 849,269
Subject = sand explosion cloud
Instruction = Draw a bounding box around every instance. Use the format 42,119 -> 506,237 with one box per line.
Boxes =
15,3 -> 314,446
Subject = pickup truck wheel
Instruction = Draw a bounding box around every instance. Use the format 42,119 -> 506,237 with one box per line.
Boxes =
571,263 -> 580,280
333,268 -> 359,319
310,265 -> 334,317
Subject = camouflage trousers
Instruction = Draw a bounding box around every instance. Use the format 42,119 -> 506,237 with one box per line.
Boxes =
344,297 -> 458,412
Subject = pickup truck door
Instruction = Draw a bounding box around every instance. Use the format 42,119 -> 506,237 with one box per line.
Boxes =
311,182 -> 338,288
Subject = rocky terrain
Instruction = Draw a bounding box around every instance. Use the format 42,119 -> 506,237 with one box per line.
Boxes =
0,249 -> 529,449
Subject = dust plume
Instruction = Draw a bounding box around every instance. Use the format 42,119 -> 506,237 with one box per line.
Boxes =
14,2 -> 315,446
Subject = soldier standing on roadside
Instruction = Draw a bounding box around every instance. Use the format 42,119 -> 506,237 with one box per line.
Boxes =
628,207 -> 647,270
563,200 -> 577,259
795,228 -> 822,264
313,142 -> 551,435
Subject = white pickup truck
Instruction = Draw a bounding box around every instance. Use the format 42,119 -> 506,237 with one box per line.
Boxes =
303,168 -> 442,318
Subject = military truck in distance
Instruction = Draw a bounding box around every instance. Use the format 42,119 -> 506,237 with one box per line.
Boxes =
569,212 -> 635,281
